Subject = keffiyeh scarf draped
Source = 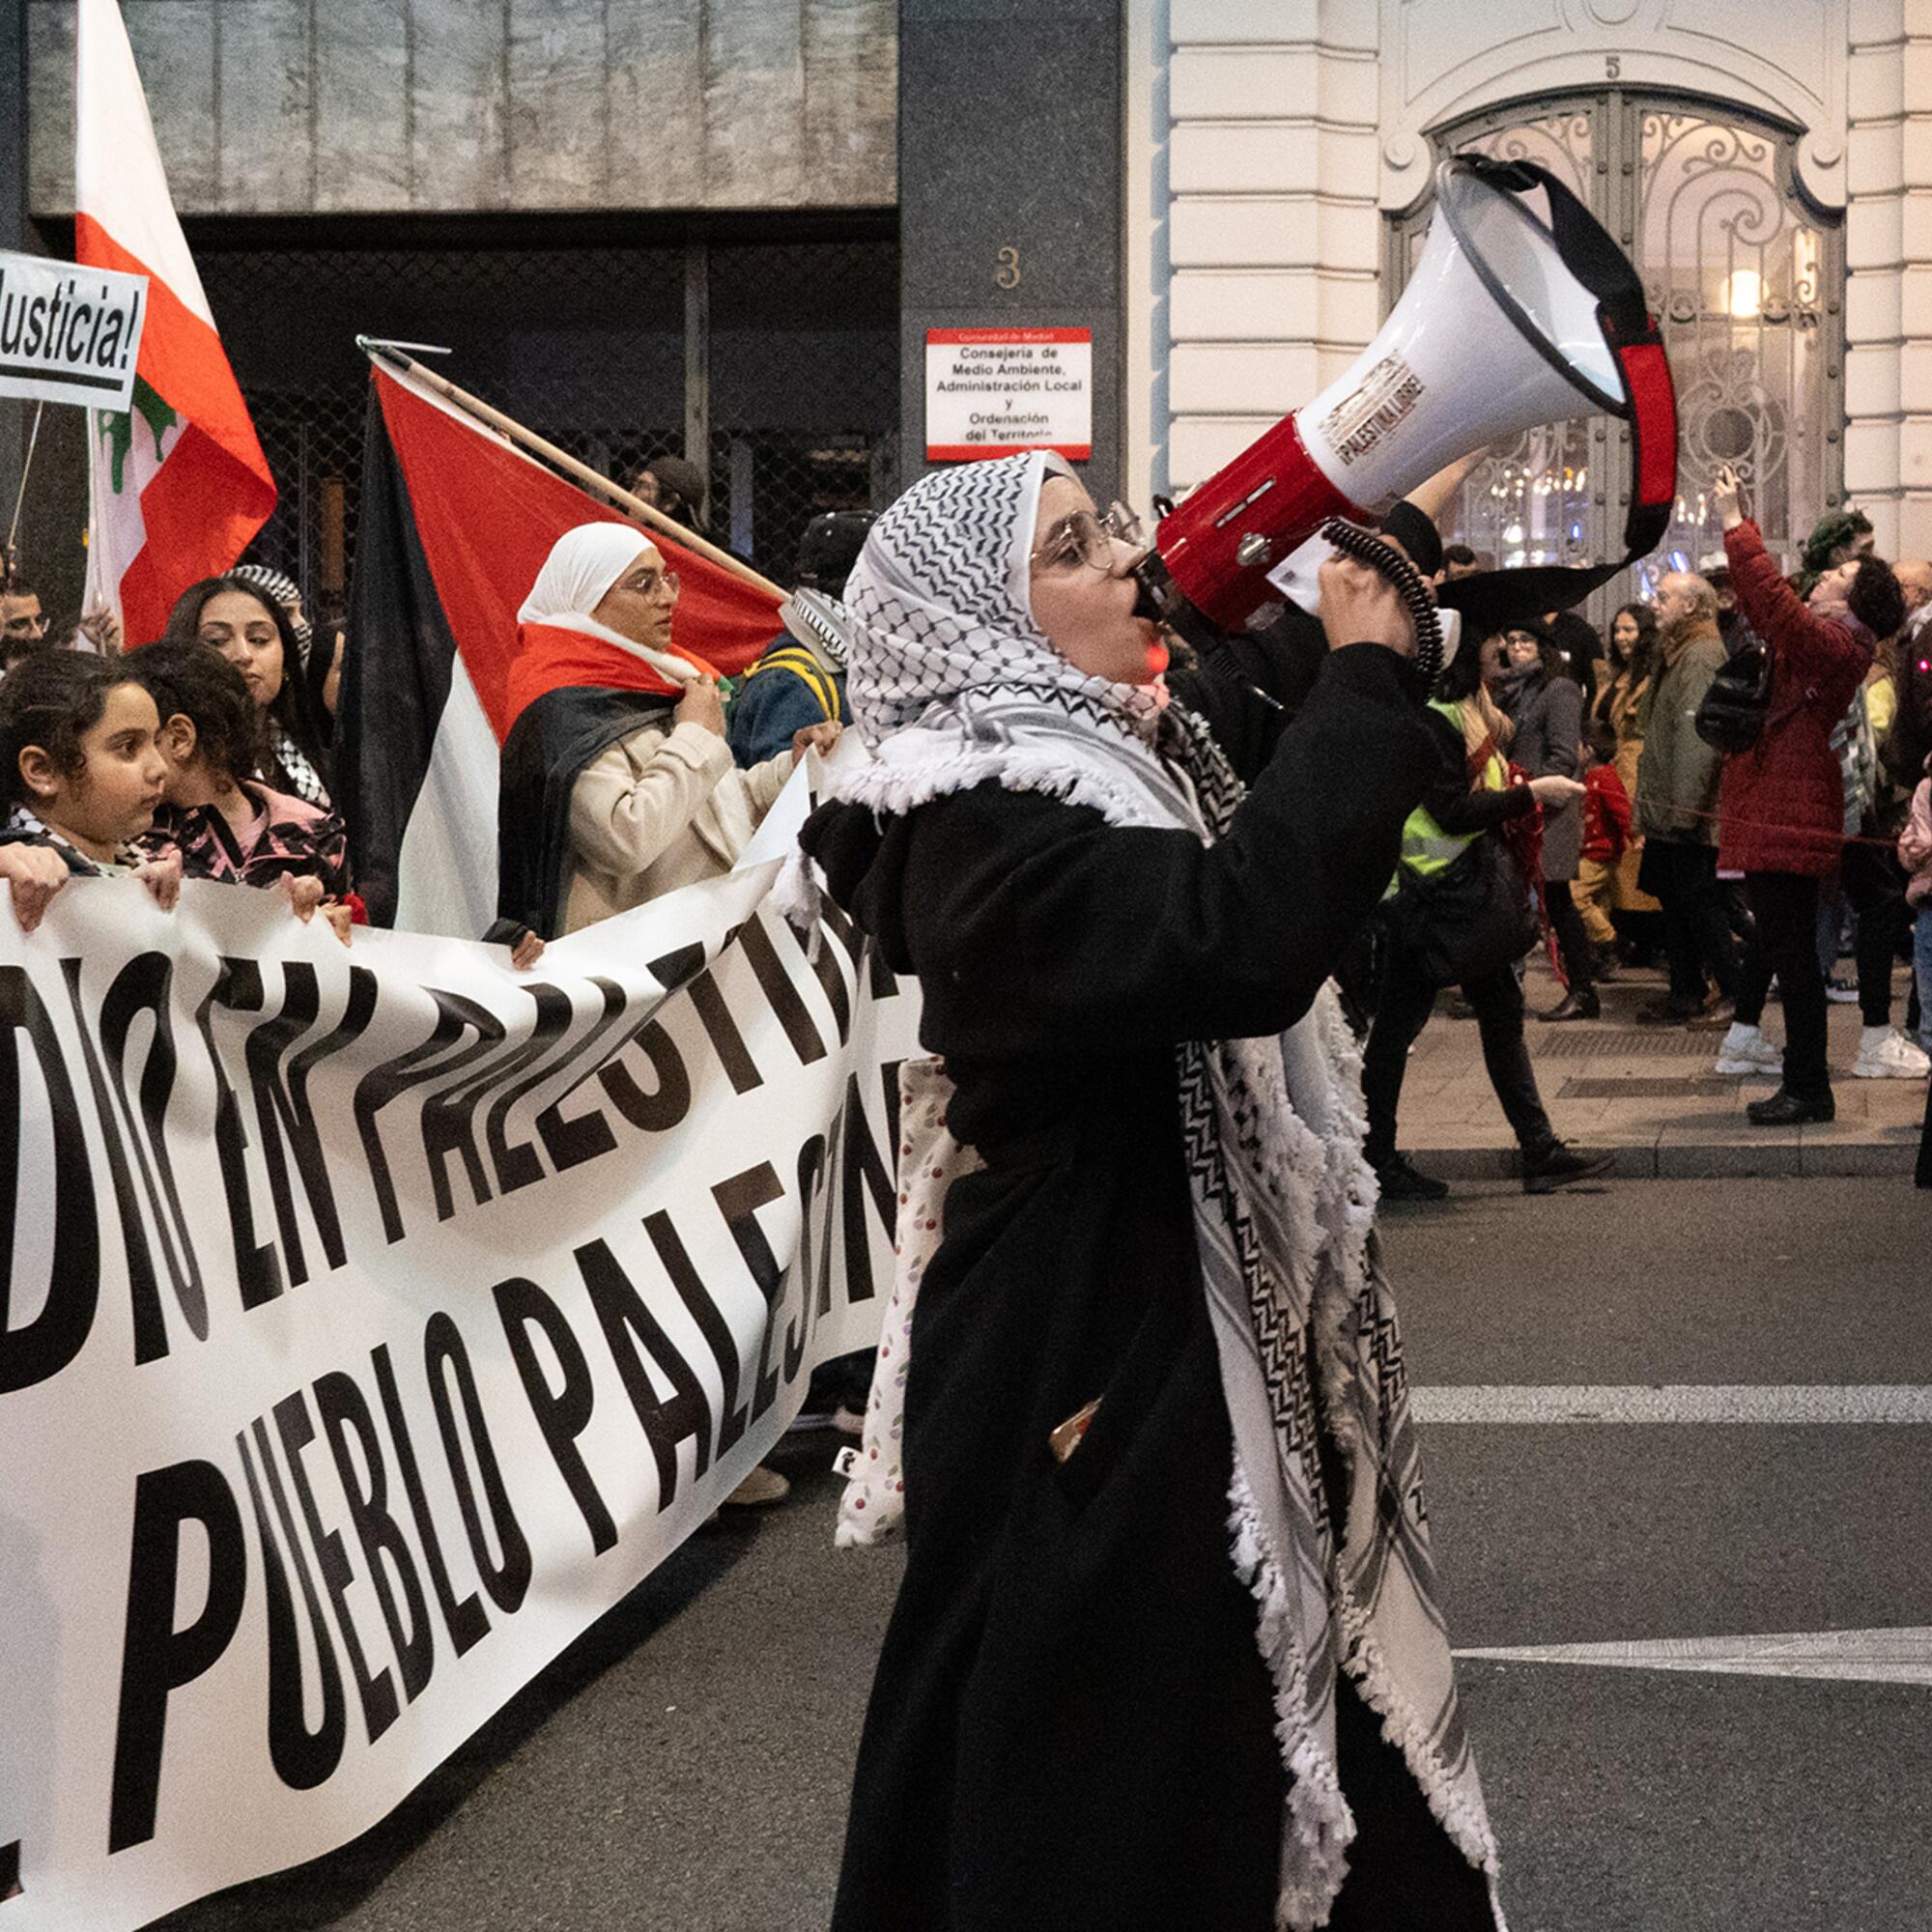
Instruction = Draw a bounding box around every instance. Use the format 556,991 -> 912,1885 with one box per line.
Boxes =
4,803 -> 145,874
781,452 -> 1502,1931
266,721 -> 328,808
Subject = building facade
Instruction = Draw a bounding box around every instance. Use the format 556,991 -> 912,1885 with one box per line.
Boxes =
8,2 -> 1929,623
1132,0 -> 1932,580
10,0 -> 900,617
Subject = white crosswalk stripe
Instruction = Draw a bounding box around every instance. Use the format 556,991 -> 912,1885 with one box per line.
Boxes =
1411,1384 -> 1932,1424
1455,1628 -> 1932,1686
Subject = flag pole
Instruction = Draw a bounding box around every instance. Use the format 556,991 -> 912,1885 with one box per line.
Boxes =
3,401 -> 46,583
358,340 -> 787,602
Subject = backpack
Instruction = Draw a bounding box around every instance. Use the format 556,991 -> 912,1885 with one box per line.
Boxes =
1694,627 -> 1772,753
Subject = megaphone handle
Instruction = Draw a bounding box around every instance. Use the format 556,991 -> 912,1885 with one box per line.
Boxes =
1320,520 -> 1445,691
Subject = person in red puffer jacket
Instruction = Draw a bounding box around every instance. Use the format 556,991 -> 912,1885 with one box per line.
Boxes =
1713,462 -> 1907,1123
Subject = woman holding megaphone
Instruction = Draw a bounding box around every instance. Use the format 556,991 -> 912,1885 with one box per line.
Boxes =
788,451 -> 1506,1932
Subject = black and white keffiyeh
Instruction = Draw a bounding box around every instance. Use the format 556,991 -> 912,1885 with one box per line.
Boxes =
4,802 -> 145,874
265,721 -> 328,808
229,564 -> 314,666
782,451 -> 1503,1932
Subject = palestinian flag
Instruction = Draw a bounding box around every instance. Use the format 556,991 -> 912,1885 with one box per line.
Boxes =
341,362 -> 782,934
76,0 -> 275,644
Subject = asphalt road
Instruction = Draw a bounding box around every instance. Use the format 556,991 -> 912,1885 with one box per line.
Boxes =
157,1179 -> 1932,1932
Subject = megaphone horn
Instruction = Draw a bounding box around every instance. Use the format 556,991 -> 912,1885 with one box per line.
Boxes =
1140,153 -> 1677,640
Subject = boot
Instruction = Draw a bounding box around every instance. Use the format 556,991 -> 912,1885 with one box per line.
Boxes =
1538,987 -> 1601,1022
1373,1152 -> 1450,1202
1746,1087 -> 1834,1125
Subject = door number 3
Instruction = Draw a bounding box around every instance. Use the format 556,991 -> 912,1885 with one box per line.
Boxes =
995,246 -> 1021,291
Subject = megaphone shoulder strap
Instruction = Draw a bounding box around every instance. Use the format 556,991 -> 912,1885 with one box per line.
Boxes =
1446,153 -> 1679,587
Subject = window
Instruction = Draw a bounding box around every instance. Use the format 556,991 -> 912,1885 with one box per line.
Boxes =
1387,92 -> 1844,596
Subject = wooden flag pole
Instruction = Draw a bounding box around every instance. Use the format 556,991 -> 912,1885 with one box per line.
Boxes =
358,340 -> 787,602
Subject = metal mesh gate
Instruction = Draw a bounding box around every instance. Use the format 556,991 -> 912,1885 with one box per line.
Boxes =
195,226 -> 899,623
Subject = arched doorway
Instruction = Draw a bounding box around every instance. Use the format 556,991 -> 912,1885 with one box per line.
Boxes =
1388,91 -> 1844,595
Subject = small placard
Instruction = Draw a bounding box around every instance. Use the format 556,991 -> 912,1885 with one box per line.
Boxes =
0,250 -> 148,413
925,327 -> 1092,463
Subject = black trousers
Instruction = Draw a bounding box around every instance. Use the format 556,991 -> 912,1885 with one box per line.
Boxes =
1734,870 -> 1831,1098
1363,955 -> 1554,1167
1842,838 -> 1909,1029
1545,878 -> 1594,992
1638,838 -> 1737,1008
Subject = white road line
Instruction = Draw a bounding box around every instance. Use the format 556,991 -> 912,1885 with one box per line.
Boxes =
1410,1384 -> 1932,1424
1455,1628 -> 1932,1687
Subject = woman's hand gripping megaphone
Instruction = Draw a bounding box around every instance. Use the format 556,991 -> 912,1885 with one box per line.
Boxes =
1317,552 -> 1416,660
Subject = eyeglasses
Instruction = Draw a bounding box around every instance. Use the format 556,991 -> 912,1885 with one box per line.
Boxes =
616,569 -> 681,601
1029,501 -> 1148,576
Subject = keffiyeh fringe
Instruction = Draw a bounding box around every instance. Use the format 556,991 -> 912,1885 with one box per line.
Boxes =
803,449 -> 1499,1929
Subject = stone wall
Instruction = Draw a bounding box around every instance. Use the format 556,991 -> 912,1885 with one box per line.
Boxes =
1843,0 -> 1932,556
26,0 -> 896,217
1146,0 -> 1381,500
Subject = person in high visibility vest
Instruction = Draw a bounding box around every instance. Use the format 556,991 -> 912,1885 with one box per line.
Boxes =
1361,635 -> 1615,1202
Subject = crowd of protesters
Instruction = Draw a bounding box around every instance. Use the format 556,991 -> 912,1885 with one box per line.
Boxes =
1357,470 -> 1932,1195
6,457 -> 1931,1214
7,439 -> 1932,1931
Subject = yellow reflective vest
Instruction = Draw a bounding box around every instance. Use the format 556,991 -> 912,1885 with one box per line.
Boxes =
1397,700 -> 1507,882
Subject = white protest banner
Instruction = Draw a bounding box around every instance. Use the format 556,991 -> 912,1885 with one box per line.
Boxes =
924,327 -> 1093,461
0,858 -> 919,1931
0,250 -> 147,412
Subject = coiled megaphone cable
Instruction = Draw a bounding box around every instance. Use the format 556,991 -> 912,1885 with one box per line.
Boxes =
1319,518 -> 1445,691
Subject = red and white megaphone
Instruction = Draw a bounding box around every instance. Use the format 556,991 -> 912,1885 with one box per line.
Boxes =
1139,154 -> 1677,659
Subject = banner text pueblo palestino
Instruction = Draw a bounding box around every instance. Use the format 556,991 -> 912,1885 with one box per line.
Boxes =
0,859 -> 917,1931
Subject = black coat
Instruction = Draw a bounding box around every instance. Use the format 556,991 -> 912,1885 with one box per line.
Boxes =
495,684 -> 675,938
801,644 -> 1496,1932
1503,668 -> 1583,879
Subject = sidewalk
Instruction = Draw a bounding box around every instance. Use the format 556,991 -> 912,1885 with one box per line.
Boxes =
1400,955 -> 1930,1179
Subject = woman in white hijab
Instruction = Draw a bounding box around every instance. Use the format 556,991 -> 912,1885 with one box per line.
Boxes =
498,524 -> 838,1513
497,523 -> 838,940
790,453 -> 1507,1930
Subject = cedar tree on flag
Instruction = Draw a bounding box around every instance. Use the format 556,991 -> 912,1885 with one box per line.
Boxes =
76,0 -> 275,645
342,362 -> 782,935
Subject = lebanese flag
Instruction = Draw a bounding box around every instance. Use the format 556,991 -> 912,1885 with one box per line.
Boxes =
340,362 -> 782,935
75,0 -> 275,645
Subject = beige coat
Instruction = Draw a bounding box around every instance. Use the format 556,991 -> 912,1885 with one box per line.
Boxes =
560,719 -> 793,934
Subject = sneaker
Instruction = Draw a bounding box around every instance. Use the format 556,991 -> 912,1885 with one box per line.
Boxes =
1825,974 -> 1859,1004
722,1464 -> 791,1508
1521,1141 -> 1616,1194
1373,1153 -> 1450,1202
1851,1026 -> 1932,1079
1714,1023 -> 1782,1076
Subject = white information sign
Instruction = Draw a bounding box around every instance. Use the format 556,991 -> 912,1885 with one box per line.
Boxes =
0,249 -> 147,412
924,327 -> 1092,462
